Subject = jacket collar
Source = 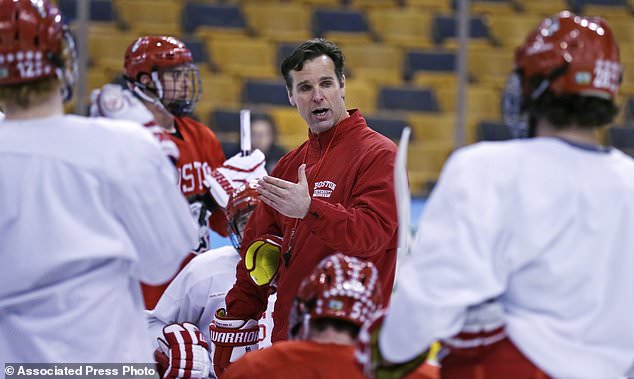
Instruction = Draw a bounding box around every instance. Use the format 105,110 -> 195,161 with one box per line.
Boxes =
307,109 -> 363,152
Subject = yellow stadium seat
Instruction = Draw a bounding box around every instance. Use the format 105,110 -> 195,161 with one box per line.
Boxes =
115,0 -> 181,24
436,85 -> 500,119
324,31 -> 373,46
442,38 -> 493,52
88,31 -> 137,74
413,72 -> 458,94
86,68 -> 113,91
607,18 -> 634,45
408,170 -> 440,197
581,5 -> 632,21
344,79 -> 377,114
408,142 -> 453,173
340,43 -> 404,86
195,27 -> 249,43
131,23 -> 181,37
368,8 -> 434,49
407,113 -> 456,144
519,0 -> 568,17
115,0 -> 181,35
348,0 -> 398,10
207,37 -> 277,80
295,0 -> 341,6
351,68 -> 402,86
242,3 -> 311,43
434,86 -> 457,113
407,141 -> 453,195
278,133 -> 307,151
468,48 -> 514,89
469,86 -> 501,118
405,0 -> 452,12
196,70 -> 243,118
471,1 -> 517,16
269,107 -> 307,136
271,106 -> 307,151
487,14 -> 542,48
620,59 -> 634,96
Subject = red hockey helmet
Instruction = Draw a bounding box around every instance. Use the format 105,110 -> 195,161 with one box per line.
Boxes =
503,11 -> 621,137
0,0 -> 77,97
124,36 -> 193,80
124,36 -> 200,115
225,181 -> 260,250
516,11 -> 621,99
289,253 -> 383,340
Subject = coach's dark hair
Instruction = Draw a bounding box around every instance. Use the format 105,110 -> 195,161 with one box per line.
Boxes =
525,75 -> 619,129
310,317 -> 360,339
281,38 -> 345,90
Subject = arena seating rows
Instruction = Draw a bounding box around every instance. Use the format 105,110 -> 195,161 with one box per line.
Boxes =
61,0 -> 634,196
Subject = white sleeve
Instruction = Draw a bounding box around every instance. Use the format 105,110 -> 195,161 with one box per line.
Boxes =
113,139 -> 198,284
379,148 -> 511,363
146,258 -> 208,348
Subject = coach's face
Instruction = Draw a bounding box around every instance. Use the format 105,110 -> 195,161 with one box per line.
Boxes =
287,55 -> 348,135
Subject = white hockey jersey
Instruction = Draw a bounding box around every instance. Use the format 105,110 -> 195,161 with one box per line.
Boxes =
147,245 -> 276,378
0,115 -> 197,367
380,138 -> 634,379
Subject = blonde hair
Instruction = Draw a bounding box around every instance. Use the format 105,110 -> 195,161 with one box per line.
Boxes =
0,77 -> 60,109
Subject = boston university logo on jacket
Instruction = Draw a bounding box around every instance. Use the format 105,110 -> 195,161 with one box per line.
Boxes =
313,180 -> 336,198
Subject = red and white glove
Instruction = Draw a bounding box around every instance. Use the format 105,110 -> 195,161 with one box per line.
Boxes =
90,84 -> 179,163
154,322 -> 211,379
209,308 -> 260,377
204,149 -> 267,208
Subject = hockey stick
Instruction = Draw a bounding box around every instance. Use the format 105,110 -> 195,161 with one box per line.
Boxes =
394,127 -> 412,278
240,109 -> 251,156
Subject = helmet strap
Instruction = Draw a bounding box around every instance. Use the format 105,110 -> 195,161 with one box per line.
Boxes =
128,74 -> 170,115
300,313 -> 311,341
529,62 -> 569,102
151,70 -> 164,99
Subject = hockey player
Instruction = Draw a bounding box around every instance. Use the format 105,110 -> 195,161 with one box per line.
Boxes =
0,0 -> 197,365
223,253 -> 438,379
148,180 -> 277,379
210,38 -> 399,376
369,11 -> 634,379
93,35 -> 228,309
222,253 -> 381,379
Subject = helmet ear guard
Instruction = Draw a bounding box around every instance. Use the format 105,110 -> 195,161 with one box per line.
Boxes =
502,71 -> 528,138
56,27 -> 78,102
502,63 -> 569,138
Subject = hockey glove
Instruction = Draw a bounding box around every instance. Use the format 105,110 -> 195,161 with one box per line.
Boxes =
209,308 -> 260,377
155,322 -> 210,379
244,235 -> 283,287
204,149 -> 267,208
90,84 -> 179,163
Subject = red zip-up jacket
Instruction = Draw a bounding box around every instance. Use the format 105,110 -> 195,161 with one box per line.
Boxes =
226,110 -> 398,342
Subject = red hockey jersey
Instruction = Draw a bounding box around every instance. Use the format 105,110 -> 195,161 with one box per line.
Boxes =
142,116 -> 226,309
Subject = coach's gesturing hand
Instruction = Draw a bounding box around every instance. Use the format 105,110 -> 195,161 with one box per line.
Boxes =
257,164 -> 310,219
